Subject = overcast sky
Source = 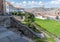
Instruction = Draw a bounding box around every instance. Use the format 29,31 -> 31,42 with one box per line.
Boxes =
7,0 -> 60,8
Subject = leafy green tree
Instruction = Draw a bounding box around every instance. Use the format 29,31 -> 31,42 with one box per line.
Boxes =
24,12 -> 35,23
24,12 -> 37,32
11,11 -> 17,15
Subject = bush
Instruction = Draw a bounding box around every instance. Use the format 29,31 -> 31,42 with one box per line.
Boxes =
34,37 -> 46,42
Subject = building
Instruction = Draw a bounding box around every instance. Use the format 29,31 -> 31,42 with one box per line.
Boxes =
6,1 -> 24,13
6,1 -> 15,13
14,6 -> 24,12
35,12 -> 60,20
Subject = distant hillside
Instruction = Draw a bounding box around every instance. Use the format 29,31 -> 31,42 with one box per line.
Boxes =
25,7 -> 60,16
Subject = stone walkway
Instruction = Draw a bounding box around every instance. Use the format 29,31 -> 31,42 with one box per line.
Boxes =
7,27 -> 34,42
0,27 -> 33,42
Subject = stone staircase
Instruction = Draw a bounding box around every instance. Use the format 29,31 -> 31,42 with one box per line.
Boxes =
10,16 -> 43,38
0,15 -> 44,42
0,16 -> 34,42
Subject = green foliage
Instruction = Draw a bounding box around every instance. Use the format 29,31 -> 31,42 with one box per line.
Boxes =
34,37 -> 46,42
28,23 -> 39,32
24,12 -> 35,25
11,11 -> 24,16
22,12 -> 39,32
35,38 -> 44,42
10,12 -> 17,15
24,12 -> 35,22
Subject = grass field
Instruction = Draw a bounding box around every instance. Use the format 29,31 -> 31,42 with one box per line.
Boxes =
35,18 -> 60,37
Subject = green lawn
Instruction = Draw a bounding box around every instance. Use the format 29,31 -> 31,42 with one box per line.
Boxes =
35,18 -> 60,37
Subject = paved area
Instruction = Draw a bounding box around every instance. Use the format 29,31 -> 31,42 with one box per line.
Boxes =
0,27 -> 33,42
8,28 -> 34,42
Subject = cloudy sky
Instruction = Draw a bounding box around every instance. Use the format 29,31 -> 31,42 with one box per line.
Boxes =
7,0 -> 60,8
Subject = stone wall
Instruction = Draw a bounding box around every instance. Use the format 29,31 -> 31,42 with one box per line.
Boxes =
0,0 -> 6,14
13,15 -> 25,22
0,16 -> 11,27
10,17 -> 41,38
0,0 -> 3,14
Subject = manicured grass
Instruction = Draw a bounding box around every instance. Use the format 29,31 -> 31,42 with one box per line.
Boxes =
35,18 -> 60,37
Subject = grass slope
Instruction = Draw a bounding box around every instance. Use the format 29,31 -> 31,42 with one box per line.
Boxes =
35,18 -> 60,37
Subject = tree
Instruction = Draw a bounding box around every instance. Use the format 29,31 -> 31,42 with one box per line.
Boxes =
25,12 -> 35,23
56,12 -> 59,19
24,12 -> 36,31
11,11 -> 17,15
